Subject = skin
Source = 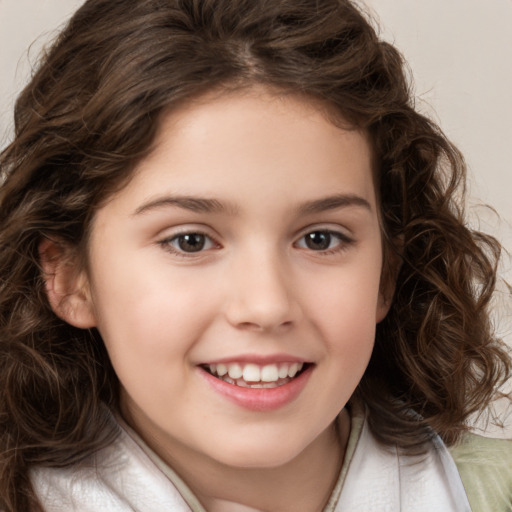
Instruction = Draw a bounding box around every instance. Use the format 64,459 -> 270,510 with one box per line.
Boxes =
46,88 -> 391,512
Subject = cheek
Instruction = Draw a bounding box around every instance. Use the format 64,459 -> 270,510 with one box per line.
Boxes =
307,263 -> 382,334
302,250 -> 382,370
89,271 -> 220,415
88,258 -> 220,366
323,299 -> 377,370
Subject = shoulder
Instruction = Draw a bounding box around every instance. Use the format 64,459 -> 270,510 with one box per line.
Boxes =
449,433 -> 512,512
30,424 -> 193,512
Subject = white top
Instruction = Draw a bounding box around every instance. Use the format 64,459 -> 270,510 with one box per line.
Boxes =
31,410 -> 473,511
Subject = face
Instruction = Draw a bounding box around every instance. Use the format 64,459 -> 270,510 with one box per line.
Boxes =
75,89 -> 389,471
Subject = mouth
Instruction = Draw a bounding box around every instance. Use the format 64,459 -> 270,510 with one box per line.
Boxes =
198,360 -> 314,411
200,361 -> 311,389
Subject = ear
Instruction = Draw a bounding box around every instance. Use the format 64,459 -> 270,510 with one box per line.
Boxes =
376,239 -> 402,323
39,238 -> 97,329
376,288 -> 394,323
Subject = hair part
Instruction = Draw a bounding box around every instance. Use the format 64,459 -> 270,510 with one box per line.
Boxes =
0,0 -> 510,509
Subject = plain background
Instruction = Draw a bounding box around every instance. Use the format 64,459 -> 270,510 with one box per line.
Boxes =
0,0 -> 511,433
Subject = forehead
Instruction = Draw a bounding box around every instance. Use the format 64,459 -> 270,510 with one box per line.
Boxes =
98,87 -> 377,220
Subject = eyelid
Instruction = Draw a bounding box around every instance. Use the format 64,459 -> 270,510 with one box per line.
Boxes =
293,226 -> 355,253
156,224 -> 355,258
294,222 -> 354,240
157,226 -> 222,258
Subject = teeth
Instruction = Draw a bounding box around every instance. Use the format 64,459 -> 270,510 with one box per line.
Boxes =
261,364 -> 279,382
206,361 -> 305,387
248,381 -> 279,388
216,363 -> 228,376
288,363 -> 300,378
278,365 -> 289,379
227,363 -> 243,380
242,364 -> 261,382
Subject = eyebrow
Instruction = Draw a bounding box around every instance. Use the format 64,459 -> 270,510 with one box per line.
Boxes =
133,196 -> 239,216
133,193 -> 371,216
298,194 -> 372,214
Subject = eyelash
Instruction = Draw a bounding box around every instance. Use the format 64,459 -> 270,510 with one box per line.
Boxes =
294,229 -> 354,255
158,228 -> 354,258
159,230 -> 219,258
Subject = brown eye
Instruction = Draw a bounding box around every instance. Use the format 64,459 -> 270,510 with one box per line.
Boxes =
295,229 -> 352,253
304,231 -> 332,251
162,232 -> 217,255
176,233 -> 207,252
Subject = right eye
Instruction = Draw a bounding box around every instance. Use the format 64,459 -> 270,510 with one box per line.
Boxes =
160,232 -> 218,256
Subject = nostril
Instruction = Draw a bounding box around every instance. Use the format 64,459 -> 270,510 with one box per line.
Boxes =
236,321 -> 263,331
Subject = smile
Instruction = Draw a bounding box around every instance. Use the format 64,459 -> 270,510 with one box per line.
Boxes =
199,360 -> 313,411
203,362 -> 307,388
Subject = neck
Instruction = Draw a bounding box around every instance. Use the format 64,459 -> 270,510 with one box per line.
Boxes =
170,411 -> 350,512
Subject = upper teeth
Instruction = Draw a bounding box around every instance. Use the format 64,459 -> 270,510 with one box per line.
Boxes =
208,362 -> 304,383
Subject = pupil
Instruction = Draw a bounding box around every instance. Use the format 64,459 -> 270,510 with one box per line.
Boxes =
306,231 -> 330,250
178,234 -> 205,252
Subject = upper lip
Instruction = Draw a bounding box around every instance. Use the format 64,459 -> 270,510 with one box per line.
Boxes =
199,353 -> 310,366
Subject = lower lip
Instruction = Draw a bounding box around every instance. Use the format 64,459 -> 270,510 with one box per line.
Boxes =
199,365 -> 313,412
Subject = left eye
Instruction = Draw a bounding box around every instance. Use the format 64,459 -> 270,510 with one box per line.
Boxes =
165,233 -> 216,253
296,230 -> 347,251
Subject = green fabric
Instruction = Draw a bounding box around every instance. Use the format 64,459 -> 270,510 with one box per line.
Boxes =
450,434 -> 512,512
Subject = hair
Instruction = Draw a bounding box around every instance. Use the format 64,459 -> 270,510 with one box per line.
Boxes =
1,0 -> 510,509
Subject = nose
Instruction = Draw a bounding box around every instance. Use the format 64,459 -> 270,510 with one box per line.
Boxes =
224,250 -> 301,333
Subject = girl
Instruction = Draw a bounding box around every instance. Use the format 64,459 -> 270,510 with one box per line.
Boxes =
0,0 -> 511,511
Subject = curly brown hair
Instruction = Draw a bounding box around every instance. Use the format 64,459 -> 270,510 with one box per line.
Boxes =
0,0 -> 510,509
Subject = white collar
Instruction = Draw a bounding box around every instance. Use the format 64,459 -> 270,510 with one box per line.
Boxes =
332,417 -> 472,511
31,410 -> 472,511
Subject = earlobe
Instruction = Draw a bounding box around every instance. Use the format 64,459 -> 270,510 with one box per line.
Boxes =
375,294 -> 392,323
39,238 -> 97,329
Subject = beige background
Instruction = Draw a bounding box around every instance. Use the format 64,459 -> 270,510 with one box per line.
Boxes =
0,0 -> 511,433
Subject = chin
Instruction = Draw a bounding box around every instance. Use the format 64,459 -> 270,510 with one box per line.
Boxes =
207,435 -> 313,470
